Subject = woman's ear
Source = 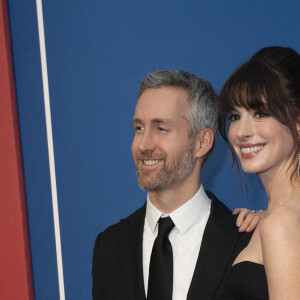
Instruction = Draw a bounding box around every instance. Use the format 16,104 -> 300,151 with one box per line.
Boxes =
194,128 -> 215,159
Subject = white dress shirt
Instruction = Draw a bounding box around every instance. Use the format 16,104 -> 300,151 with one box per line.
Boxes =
143,185 -> 211,300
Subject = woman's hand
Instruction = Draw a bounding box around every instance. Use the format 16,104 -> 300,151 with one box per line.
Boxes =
233,208 -> 264,232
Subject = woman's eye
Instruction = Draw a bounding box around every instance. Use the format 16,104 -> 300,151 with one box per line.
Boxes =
228,114 -> 240,121
254,111 -> 270,118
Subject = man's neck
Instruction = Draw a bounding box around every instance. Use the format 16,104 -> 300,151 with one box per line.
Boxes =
148,179 -> 201,214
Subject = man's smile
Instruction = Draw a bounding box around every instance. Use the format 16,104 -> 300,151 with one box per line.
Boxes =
143,159 -> 162,166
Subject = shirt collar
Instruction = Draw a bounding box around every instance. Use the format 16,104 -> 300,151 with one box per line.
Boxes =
146,185 -> 211,234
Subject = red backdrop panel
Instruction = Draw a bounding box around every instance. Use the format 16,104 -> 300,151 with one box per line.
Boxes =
0,0 -> 34,299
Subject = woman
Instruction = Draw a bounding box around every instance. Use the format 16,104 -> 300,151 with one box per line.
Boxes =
218,46 -> 300,299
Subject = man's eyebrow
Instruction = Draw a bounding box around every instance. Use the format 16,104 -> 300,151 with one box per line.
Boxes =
132,118 -> 175,125
132,118 -> 143,124
152,118 -> 175,126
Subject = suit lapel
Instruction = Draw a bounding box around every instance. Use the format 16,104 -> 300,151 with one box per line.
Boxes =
188,194 -> 240,300
119,204 -> 147,300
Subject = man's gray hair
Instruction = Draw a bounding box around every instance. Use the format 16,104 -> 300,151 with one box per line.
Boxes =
139,70 -> 218,138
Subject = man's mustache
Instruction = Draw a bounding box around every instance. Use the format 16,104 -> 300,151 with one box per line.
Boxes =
135,151 -> 167,161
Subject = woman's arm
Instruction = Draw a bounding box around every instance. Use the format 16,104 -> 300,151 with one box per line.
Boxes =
261,207 -> 300,299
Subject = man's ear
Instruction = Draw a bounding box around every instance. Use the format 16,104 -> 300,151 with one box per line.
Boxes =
194,128 -> 214,159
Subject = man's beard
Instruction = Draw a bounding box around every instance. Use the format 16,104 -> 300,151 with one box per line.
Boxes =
133,139 -> 195,191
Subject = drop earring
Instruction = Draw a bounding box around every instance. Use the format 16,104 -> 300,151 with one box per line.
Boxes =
297,153 -> 300,176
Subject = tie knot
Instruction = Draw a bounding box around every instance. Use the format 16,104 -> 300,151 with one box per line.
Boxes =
158,217 -> 174,237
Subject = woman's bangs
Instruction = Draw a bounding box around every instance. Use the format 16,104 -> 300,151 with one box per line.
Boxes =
223,63 -> 276,113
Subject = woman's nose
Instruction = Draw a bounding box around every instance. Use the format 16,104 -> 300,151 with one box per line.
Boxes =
236,115 -> 254,140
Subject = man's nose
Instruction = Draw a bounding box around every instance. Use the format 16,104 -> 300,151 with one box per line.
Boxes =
138,131 -> 156,152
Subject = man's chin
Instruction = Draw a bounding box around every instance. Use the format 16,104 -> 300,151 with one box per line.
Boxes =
137,178 -> 164,192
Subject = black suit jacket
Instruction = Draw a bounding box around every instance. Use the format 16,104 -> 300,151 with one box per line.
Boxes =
92,191 -> 251,300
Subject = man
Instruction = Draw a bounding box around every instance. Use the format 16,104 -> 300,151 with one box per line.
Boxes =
92,70 -> 259,300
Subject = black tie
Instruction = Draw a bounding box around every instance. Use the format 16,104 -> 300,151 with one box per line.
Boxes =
147,216 -> 175,300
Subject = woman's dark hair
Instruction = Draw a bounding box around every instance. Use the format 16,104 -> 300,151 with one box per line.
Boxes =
218,46 -> 300,179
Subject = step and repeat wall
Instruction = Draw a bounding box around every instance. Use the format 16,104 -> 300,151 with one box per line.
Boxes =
6,0 -> 300,298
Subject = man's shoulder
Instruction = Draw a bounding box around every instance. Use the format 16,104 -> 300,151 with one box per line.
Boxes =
205,190 -> 253,249
205,189 -> 251,237
94,203 -> 146,247
205,190 -> 233,218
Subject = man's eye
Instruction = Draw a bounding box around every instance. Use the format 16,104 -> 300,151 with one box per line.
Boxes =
254,111 -> 270,118
158,127 -> 167,132
135,125 -> 144,132
228,114 -> 240,121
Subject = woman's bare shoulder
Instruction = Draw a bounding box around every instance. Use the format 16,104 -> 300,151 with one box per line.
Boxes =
260,200 -> 300,298
260,202 -> 300,246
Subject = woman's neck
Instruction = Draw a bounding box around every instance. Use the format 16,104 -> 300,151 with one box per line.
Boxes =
259,166 -> 300,209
